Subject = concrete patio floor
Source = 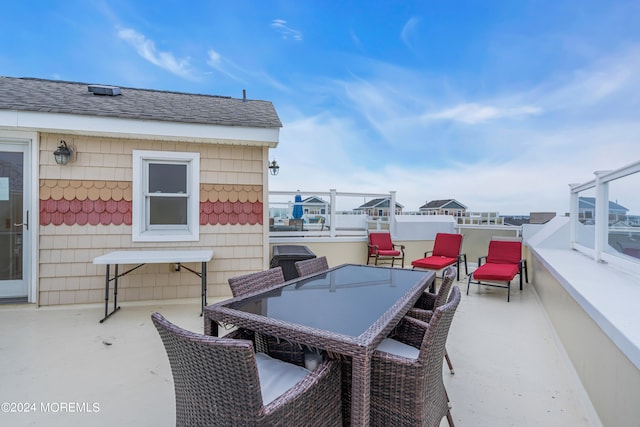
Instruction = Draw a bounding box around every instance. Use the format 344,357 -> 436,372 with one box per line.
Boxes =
0,276 -> 602,426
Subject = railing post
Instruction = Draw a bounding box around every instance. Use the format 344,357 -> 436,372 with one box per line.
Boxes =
569,183 -> 580,250
330,189 -> 336,238
390,191 -> 396,236
594,171 -> 609,263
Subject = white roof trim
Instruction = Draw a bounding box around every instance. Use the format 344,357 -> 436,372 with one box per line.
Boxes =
0,110 -> 279,146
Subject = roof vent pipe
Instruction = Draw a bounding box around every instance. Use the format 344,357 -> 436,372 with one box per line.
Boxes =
242,89 -> 246,101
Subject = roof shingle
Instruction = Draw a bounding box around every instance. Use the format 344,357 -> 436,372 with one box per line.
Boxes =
0,77 -> 282,129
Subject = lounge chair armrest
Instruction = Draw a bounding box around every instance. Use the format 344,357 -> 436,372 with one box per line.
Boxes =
424,250 -> 434,257
477,255 -> 487,266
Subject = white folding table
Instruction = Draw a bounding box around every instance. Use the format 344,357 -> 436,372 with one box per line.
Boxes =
93,249 -> 214,323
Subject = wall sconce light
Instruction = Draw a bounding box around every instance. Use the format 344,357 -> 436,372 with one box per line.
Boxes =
268,159 -> 280,176
53,140 -> 73,165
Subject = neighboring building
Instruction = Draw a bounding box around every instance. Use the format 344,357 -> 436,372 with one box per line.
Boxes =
354,197 -> 403,217
0,76 -> 281,306
301,196 -> 329,215
419,199 -> 467,217
578,197 -> 628,224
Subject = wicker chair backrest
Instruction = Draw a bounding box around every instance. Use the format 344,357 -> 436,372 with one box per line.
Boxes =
433,266 -> 456,309
228,267 -> 285,297
295,256 -> 329,277
419,285 -> 461,368
151,312 -> 263,425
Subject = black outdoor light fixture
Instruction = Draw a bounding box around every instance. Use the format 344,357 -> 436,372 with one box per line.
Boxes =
53,140 -> 73,165
268,159 -> 280,176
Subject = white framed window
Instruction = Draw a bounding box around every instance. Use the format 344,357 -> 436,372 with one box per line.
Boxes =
132,150 -> 200,242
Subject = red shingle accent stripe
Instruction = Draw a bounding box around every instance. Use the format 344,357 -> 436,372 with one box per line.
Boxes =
40,198 -> 263,226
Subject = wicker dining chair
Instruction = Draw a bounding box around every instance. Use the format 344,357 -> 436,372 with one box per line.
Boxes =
152,312 -> 343,426
370,286 -> 461,427
227,267 -> 306,366
228,266 -> 286,298
407,265 -> 457,374
295,256 -> 329,277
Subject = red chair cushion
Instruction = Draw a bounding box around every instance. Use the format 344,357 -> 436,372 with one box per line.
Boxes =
411,256 -> 456,270
472,263 -> 519,282
486,241 -> 522,264
369,232 -> 394,252
432,233 -> 463,258
377,249 -> 401,257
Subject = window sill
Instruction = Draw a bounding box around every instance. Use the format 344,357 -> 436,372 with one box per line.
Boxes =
132,230 -> 199,243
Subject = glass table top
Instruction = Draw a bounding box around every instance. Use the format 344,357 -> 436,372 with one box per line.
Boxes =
228,264 -> 432,337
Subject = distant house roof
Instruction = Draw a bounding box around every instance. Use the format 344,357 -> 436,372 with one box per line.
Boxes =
419,199 -> 467,210
0,76 -> 281,145
356,197 -> 404,210
302,196 -> 329,205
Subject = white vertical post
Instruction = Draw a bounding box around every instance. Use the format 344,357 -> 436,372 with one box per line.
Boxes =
390,191 -> 397,236
568,184 -> 580,250
594,171 -> 609,263
329,189 -> 337,238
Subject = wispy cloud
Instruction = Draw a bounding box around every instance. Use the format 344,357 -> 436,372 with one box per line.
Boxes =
206,49 -> 291,93
117,27 -> 197,80
206,49 -> 247,83
271,19 -> 303,41
424,103 -> 542,124
400,16 -> 421,50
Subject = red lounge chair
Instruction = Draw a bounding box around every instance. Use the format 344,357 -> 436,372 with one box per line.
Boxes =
367,231 -> 405,268
411,233 -> 468,281
467,239 -> 528,302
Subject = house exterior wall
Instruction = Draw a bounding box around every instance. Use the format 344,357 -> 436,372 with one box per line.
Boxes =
38,133 -> 265,306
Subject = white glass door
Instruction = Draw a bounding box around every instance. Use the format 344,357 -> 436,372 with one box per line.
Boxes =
0,143 -> 29,299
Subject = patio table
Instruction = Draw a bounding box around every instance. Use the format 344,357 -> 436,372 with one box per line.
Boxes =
204,263 -> 435,426
93,249 -> 213,323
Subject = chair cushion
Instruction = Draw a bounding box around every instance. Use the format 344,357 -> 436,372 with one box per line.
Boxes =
369,232 -> 394,251
486,240 -> 522,264
376,249 -> 401,257
473,263 -> 519,282
375,338 -> 420,360
255,352 -> 311,405
411,256 -> 456,270
432,233 -> 463,258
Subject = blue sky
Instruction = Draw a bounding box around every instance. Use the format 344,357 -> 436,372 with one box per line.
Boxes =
2,0 -> 639,214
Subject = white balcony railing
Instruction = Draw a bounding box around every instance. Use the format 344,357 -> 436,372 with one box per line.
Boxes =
268,189 -> 398,238
570,159 -> 640,271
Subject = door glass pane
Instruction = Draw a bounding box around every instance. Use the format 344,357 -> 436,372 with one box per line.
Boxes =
149,197 -> 188,225
0,152 -> 23,280
148,163 -> 187,193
